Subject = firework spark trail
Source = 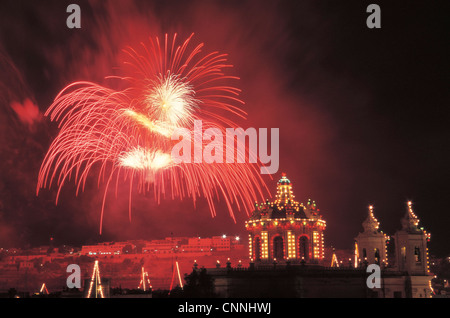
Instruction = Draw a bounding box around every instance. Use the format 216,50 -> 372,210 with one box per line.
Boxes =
37,33 -> 268,233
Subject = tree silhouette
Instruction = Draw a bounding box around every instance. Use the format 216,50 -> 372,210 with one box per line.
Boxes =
183,268 -> 215,298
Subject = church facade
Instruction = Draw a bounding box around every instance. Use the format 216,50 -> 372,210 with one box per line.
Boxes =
201,173 -> 433,298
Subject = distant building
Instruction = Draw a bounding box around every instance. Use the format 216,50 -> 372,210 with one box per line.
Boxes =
80,235 -> 244,257
211,236 -> 231,251
181,237 -> 212,254
81,242 -> 130,256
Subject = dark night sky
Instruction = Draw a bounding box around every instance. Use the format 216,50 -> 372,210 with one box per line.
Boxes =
0,1 -> 448,257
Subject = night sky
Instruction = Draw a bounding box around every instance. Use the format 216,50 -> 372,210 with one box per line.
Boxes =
0,0 -> 448,257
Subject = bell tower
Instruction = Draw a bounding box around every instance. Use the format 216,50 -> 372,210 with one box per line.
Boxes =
394,201 -> 430,275
355,205 -> 389,266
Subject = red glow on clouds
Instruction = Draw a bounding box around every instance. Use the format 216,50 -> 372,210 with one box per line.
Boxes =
36,1 -> 341,239
10,98 -> 42,129
1,1 -> 342,246
3,1 -> 447,256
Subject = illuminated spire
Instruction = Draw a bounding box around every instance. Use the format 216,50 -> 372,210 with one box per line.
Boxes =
362,205 -> 380,233
401,201 -> 420,231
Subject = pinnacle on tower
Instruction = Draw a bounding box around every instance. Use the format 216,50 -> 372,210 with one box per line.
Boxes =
362,205 -> 380,233
401,201 -> 420,231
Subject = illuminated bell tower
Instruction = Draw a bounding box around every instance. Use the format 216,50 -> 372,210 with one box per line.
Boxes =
245,173 -> 326,264
394,201 -> 431,275
354,205 -> 389,267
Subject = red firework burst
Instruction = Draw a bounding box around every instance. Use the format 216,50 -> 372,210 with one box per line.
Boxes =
37,33 -> 268,233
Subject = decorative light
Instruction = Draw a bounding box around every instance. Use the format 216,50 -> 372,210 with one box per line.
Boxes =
169,261 -> 183,294
86,260 -> 104,298
407,201 -> 420,226
138,266 -> 152,291
313,231 -> 320,259
39,283 -> 49,295
331,252 -> 339,267
287,231 -> 296,259
261,231 -> 269,259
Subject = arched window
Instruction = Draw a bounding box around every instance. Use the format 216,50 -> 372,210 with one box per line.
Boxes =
273,236 -> 284,260
254,237 -> 261,261
374,248 -> 380,264
414,247 -> 421,263
299,236 -> 309,261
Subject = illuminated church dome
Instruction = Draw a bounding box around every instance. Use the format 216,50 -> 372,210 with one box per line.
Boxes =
248,173 -> 321,220
245,173 -> 326,263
